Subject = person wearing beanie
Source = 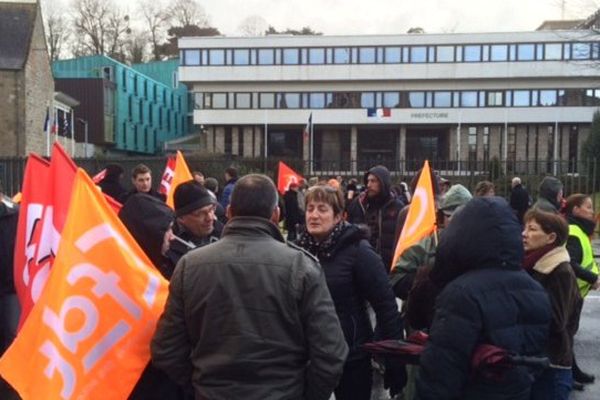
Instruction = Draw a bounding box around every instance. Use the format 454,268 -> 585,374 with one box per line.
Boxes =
533,176 -> 563,213
346,165 -> 406,269
168,180 -> 223,266
439,184 -> 473,228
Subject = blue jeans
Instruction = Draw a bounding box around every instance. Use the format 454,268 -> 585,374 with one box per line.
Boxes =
0,293 -> 20,356
530,367 -> 572,400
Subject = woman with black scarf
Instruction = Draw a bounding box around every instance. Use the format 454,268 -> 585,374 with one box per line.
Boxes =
564,194 -> 599,387
296,185 -> 405,400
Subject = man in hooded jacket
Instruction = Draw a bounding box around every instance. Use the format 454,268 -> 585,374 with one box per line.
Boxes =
346,165 -> 405,269
415,197 -> 552,400
119,194 -> 185,400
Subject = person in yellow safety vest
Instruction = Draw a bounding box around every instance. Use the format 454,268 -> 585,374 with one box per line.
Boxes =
564,194 -> 599,388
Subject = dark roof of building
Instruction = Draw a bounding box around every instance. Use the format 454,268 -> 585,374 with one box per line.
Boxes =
536,19 -> 585,31
0,2 -> 37,70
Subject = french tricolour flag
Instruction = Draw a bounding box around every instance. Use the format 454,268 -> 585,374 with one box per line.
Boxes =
367,108 -> 391,118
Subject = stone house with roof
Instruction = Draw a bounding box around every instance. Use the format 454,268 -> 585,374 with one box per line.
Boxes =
0,0 -> 54,157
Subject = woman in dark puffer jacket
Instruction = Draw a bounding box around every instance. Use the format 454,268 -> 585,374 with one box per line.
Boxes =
297,185 -> 405,400
415,197 -> 551,400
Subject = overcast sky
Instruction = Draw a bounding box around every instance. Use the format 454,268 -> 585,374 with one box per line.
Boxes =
202,0 -> 599,36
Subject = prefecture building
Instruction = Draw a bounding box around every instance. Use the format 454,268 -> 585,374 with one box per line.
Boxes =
179,29 -> 600,174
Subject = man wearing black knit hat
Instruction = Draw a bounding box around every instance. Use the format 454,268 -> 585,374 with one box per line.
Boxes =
168,180 -> 223,265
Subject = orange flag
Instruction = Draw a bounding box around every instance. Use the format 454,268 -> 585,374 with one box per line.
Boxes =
0,169 -> 169,400
160,151 -> 193,209
277,161 -> 304,194
391,160 -> 437,269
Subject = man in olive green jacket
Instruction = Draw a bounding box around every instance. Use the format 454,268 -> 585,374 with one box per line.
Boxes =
151,174 -> 348,400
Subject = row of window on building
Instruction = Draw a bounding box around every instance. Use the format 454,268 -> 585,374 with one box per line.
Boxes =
180,41 -> 600,66
114,66 -> 181,109
192,88 -> 600,110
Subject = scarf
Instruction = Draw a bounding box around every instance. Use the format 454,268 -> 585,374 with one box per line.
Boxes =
567,213 -> 596,237
297,221 -> 347,260
523,244 -> 557,271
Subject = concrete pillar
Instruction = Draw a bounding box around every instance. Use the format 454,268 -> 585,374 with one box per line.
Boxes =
242,127 -> 253,157
207,126 -> 215,153
399,125 -> 406,173
214,126 -> 225,153
489,126 -> 502,160
231,127 -> 239,155
350,126 -> 358,174
254,126 -> 263,157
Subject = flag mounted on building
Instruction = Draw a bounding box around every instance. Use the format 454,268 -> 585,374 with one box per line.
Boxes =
367,108 -> 391,118
160,150 -> 193,209
303,113 -> 313,143
277,161 -> 304,194
391,160 -> 437,269
0,169 -> 169,400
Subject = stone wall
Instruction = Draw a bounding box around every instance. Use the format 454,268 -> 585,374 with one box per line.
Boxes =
0,71 -> 21,156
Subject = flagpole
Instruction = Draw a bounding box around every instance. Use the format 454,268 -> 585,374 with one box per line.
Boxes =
264,109 -> 268,173
45,104 -> 51,157
309,113 -> 314,176
70,111 -> 75,157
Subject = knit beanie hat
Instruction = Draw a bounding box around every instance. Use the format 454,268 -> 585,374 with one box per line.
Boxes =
174,180 -> 216,217
440,184 -> 472,214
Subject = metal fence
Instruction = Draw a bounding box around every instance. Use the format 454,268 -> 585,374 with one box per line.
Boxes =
1,155 -> 599,202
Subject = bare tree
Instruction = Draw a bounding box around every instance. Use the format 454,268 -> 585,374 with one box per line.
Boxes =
138,0 -> 171,61
45,10 -> 70,61
238,15 -> 268,37
125,30 -> 150,64
168,0 -> 209,27
71,0 -> 131,62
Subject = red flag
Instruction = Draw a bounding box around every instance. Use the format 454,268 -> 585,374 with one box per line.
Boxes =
15,143 -> 78,327
159,156 -> 176,196
277,161 -> 304,194
13,154 -> 51,329
92,168 -> 107,183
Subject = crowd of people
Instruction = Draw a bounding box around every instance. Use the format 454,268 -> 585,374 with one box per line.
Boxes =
0,162 -> 599,400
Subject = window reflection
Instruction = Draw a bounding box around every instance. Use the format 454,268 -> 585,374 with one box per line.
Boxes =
385,47 -> 401,63
212,93 -> 227,108
572,43 -> 591,60
411,46 -> 427,63
436,46 -> 454,62
517,44 -> 535,61
359,47 -> 376,63
259,93 -> 274,108
539,90 -> 557,106
544,44 -> 562,60
185,50 -> 200,65
361,92 -> 375,108
309,93 -> 326,108
463,45 -> 481,62
490,45 -> 508,61
334,48 -> 351,64
233,49 -> 249,65
209,49 -> 225,65
309,48 -> 325,64
513,90 -> 530,106
383,92 -> 400,107
434,91 -> 451,107
409,92 -> 426,108
277,93 -> 301,108
282,48 -> 299,64
258,49 -> 274,65
461,91 -> 478,107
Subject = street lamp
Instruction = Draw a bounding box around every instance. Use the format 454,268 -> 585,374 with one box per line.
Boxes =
77,118 -> 88,158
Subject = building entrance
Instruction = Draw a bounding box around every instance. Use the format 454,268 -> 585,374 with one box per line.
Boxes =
406,128 -> 450,163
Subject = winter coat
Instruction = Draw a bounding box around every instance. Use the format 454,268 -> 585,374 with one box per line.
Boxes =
167,219 -> 223,266
119,194 -> 175,278
346,166 -> 405,268
120,188 -> 166,204
299,223 -> 403,361
528,246 -> 582,368
98,167 -> 127,201
151,217 -> 348,400
416,197 -> 551,400
118,194 -> 182,399
533,176 -> 562,213
0,200 -> 18,296
219,177 -> 238,209
283,189 -> 304,231
509,184 -> 530,223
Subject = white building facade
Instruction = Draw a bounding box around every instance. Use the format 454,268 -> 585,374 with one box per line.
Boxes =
179,30 -> 600,175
